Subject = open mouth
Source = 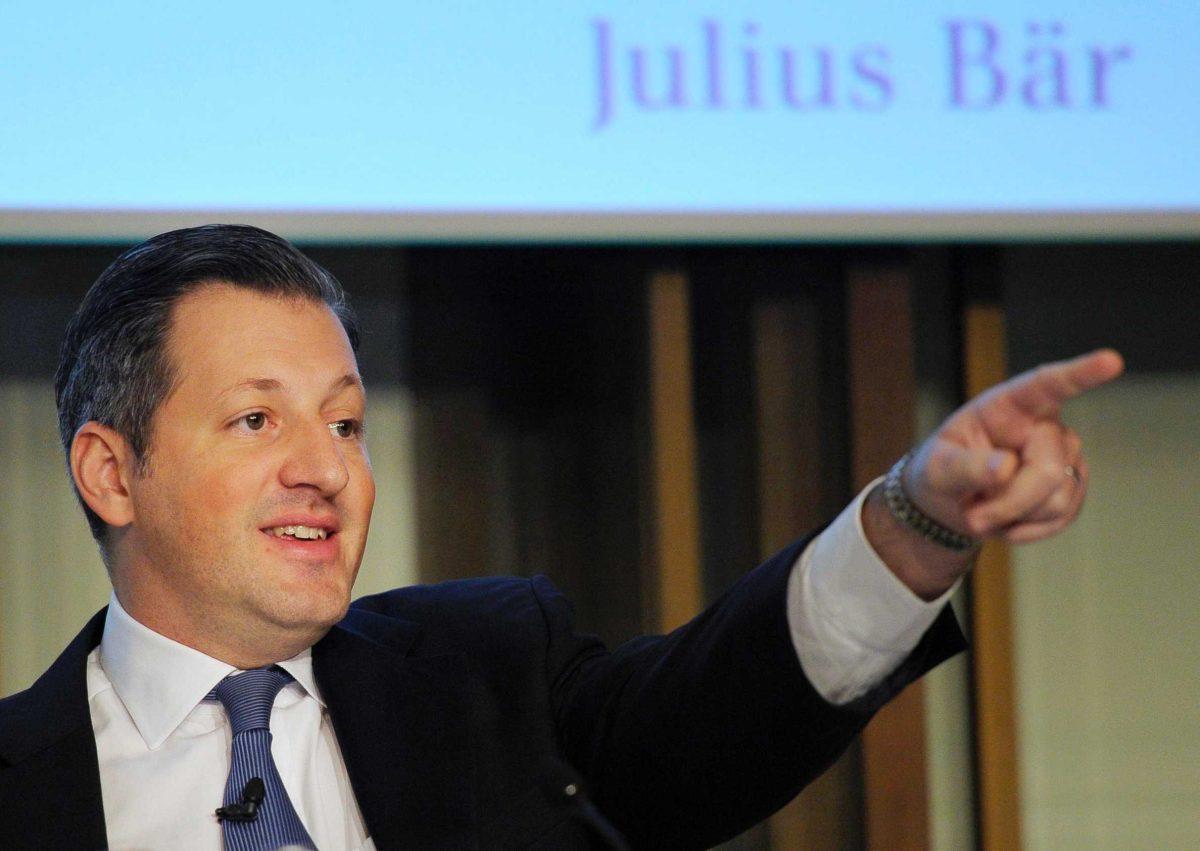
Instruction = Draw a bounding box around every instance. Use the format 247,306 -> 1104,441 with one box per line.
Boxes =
264,524 -> 332,541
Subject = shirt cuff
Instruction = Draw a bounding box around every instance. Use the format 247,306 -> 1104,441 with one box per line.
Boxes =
787,479 -> 960,705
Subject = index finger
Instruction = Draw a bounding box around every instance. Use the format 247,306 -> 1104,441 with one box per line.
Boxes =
1001,349 -> 1124,416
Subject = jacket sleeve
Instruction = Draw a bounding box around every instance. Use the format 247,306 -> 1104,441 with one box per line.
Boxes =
533,534 -> 966,849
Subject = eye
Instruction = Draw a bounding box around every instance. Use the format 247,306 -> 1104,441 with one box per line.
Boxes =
232,411 -> 270,434
329,419 -> 362,439
241,412 -> 267,431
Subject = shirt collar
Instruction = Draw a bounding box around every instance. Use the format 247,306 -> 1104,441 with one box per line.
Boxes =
276,650 -> 325,711
98,592 -> 327,750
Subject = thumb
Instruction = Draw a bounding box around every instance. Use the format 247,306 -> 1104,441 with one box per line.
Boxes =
919,444 -> 1018,497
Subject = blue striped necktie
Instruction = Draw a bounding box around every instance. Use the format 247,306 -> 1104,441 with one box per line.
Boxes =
211,667 -> 317,851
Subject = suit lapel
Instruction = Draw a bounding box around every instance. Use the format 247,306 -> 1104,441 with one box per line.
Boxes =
314,608 -> 480,851
0,609 -> 108,849
3,604 -> 483,850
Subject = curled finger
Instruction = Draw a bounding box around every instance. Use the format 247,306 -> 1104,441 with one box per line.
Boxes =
964,423 -> 1063,535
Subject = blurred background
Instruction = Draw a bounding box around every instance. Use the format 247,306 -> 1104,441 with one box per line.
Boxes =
0,3 -> 1196,849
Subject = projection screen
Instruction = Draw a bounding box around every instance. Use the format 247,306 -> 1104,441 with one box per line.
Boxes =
2,1 -> 1197,241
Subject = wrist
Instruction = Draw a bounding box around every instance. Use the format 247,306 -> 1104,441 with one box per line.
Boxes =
863,484 -> 976,601
888,452 -> 979,551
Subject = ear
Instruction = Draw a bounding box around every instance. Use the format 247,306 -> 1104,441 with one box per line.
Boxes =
70,422 -> 137,529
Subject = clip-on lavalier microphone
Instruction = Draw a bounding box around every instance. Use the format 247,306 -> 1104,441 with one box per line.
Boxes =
215,777 -> 266,822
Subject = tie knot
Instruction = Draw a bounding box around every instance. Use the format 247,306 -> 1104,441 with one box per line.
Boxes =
213,666 -> 293,734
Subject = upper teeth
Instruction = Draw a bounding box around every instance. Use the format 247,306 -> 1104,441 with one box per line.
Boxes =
269,525 -> 328,540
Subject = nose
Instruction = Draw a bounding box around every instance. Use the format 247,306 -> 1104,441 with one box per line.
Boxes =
278,419 -> 350,497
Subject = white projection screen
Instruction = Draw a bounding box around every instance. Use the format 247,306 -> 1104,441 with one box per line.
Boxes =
2,1 -> 1198,242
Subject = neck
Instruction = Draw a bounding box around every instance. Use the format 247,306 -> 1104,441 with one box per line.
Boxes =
111,575 -> 326,669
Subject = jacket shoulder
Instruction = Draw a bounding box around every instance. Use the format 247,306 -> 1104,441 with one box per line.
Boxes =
350,574 -> 550,619
0,609 -> 105,765
345,575 -> 579,656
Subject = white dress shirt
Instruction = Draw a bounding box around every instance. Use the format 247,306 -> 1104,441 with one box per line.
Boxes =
87,482 -> 955,849
88,601 -> 372,850
790,481 -> 957,703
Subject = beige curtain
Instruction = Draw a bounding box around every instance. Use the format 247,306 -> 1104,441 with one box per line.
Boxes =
1012,375 -> 1200,849
0,379 -> 109,694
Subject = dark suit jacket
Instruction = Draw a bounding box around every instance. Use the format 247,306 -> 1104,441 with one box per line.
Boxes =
0,537 -> 964,849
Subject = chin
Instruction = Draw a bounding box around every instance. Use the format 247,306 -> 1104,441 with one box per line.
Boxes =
267,582 -> 352,633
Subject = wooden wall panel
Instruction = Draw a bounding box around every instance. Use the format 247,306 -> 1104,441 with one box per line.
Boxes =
756,300 -> 864,850
848,266 -> 930,851
647,270 -> 704,633
964,304 -> 1022,851
413,391 -> 494,583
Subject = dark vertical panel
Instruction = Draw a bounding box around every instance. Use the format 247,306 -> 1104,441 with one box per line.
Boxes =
403,247 -> 654,646
0,245 -> 123,379
301,246 -> 408,386
755,296 -> 864,851
688,247 -> 849,592
689,247 -> 858,851
688,248 -> 761,600
1003,243 -> 1200,374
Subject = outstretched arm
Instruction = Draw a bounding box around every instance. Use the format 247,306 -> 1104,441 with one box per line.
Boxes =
550,350 -> 1123,846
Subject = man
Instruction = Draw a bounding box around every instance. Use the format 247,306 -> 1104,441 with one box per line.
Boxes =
0,225 -> 1122,849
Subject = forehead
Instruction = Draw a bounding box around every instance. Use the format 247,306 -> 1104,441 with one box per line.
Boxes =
165,283 -> 359,388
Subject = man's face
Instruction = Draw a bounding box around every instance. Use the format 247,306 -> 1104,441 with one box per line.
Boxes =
120,284 -> 375,657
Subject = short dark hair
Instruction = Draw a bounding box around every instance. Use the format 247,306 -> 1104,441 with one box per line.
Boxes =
54,224 -> 360,545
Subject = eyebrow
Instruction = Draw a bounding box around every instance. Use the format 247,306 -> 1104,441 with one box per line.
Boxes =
219,373 -> 365,400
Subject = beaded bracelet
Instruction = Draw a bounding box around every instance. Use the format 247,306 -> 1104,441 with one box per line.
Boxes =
882,452 -> 980,553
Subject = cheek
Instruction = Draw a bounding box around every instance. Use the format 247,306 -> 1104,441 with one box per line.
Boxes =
132,471 -> 212,564
347,455 -> 377,512
175,458 -> 265,531
359,472 -> 377,512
